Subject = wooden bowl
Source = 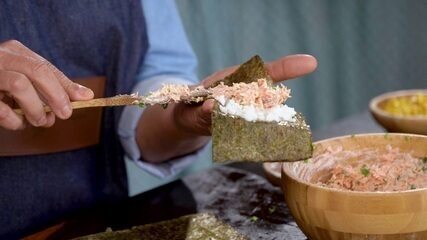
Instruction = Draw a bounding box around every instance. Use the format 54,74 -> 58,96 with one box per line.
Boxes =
262,162 -> 282,186
369,90 -> 427,135
281,133 -> 427,240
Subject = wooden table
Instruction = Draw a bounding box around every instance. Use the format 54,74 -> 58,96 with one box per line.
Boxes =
25,111 -> 384,240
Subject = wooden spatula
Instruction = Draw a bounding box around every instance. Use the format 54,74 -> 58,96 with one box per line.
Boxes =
13,90 -> 212,115
13,95 -> 141,115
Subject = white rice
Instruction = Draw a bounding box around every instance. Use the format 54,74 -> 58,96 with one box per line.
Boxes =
216,96 -> 296,123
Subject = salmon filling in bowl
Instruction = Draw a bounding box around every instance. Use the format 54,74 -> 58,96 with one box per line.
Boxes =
281,133 -> 427,240
308,145 -> 427,192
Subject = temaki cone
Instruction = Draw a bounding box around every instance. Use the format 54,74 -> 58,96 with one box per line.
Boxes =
211,55 -> 313,163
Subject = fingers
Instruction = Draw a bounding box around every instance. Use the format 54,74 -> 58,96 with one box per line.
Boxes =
202,54 -> 318,86
0,101 -> 24,130
202,99 -> 215,113
265,54 -> 318,82
0,70 -> 50,127
173,99 -> 215,136
0,40 -> 94,120
0,40 -> 45,61
0,52 -> 74,119
13,41 -> 93,96
44,112 -> 56,128
1,40 -> 93,100
0,56 -> 73,119
202,66 -> 237,88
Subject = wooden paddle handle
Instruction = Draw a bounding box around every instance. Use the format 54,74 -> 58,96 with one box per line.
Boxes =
13,95 -> 140,115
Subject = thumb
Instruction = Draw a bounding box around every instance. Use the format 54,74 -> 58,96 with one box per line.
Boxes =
201,99 -> 215,115
195,99 -> 215,135
174,99 -> 215,136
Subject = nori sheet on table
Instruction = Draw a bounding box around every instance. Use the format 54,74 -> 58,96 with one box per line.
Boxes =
74,213 -> 247,240
211,55 -> 313,163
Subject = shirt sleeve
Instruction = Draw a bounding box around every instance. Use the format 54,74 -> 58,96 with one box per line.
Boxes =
118,0 -> 203,179
137,0 -> 198,83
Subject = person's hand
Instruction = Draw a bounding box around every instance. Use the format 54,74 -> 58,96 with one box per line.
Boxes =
137,54 -> 317,162
0,40 -> 94,130
173,54 -> 318,135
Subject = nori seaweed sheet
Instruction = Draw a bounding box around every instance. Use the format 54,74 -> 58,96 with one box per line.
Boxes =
211,55 -> 312,162
74,213 -> 247,240
209,55 -> 272,88
212,110 -> 312,162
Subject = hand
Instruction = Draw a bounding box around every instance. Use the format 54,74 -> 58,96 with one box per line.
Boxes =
174,54 -> 318,136
137,54 -> 317,162
0,40 -> 94,130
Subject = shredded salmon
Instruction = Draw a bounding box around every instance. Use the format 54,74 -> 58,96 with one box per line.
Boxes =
145,78 -> 290,108
211,78 -> 290,108
146,84 -> 192,103
310,145 -> 427,192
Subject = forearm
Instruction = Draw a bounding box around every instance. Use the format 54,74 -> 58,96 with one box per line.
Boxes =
136,103 -> 210,163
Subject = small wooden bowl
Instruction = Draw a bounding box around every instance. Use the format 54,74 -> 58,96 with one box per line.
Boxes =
369,89 -> 427,135
281,133 -> 427,240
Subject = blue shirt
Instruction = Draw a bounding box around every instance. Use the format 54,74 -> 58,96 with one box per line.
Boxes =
118,0 -> 208,180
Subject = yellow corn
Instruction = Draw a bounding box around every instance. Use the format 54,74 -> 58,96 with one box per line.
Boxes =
383,93 -> 427,116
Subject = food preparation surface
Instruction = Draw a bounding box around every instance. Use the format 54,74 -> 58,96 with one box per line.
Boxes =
25,111 -> 385,239
27,166 -> 306,240
183,166 -> 306,240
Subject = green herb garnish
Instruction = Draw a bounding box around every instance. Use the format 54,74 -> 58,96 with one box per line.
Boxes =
410,184 -> 417,190
249,216 -> 258,222
161,103 -> 169,109
360,165 -> 370,177
138,102 -> 146,108
422,157 -> 427,164
268,206 -> 276,214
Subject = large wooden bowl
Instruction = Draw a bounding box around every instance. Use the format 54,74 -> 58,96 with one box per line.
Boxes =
263,162 -> 282,186
369,89 -> 427,135
281,133 -> 427,240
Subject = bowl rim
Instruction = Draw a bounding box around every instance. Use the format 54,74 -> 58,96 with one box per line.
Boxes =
262,162 -> 282,186
282,133 -> 427,196
263,162 -> 281,178
369,89 -> 427,121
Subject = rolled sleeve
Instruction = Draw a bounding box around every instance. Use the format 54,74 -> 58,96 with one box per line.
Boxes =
118,0 -> 204,179
118,76 -> 202,178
